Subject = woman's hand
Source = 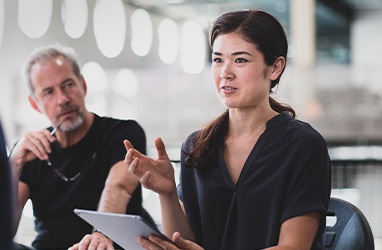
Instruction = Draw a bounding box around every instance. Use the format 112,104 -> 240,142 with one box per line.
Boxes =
124,137 -> 176,197
139,232 -> 204,250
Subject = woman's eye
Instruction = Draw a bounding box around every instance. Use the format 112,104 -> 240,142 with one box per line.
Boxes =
236,58 -> 247,63
213,58 -> 223,63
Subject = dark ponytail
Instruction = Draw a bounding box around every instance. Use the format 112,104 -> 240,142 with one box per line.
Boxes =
183,110 -> 228,169
184,10 -> 295,169
269,97 -> 295,118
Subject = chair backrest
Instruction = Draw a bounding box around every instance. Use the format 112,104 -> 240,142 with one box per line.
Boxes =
321,197 -> 374,250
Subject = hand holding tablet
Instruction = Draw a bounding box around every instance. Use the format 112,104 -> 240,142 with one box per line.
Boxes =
74,209 -> 174,250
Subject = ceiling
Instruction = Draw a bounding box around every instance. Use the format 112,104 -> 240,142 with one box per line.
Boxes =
122,0 -> 290,28
121,0 -> 382,29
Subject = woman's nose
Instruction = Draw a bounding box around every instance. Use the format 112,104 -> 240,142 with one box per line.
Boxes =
220,63 -> 234,80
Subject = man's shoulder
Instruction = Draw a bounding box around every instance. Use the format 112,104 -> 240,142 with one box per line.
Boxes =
94,114 -> 142,129
91,114 -> 145,143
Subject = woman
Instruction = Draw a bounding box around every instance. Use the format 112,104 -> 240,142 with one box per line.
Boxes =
125,9 -> 330,250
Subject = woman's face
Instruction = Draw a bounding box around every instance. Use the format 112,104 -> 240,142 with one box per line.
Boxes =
211,32 -> 274,111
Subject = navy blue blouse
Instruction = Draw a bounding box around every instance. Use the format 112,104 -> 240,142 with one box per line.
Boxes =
178,112 -> 331,250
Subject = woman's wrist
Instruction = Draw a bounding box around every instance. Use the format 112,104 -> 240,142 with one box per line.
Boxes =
159,184 -> 179,202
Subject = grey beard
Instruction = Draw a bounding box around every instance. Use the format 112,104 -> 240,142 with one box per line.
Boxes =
59,111 -> 84,131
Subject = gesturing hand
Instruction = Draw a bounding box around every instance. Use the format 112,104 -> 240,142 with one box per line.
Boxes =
124,137 -> 176,197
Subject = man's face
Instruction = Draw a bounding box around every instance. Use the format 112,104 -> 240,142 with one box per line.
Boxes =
30,56 -> 86,131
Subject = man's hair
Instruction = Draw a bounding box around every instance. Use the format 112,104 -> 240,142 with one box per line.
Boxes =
21,43 -> 82,98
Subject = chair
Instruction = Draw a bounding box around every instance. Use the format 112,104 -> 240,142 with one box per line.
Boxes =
321,197 -> 374,250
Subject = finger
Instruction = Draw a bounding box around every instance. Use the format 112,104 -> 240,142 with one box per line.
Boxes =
23,136 -> 49,161
107,243 -> 114,250
139,237 -> 164,250
85,240 -> 99,250
155,138 -> 170,161
95,242 -> 109,250
149,235 -> 179,250
123,139 -> 133,152
124,148 -> 135,166
172,232 -> 189,248
77,235 -> 92,250
26,131 -> 54,157
33,130 -> 55,153
68,243 -> 79,250
127,153 -> 142,177
140,171 -> 151,188
43,128 -> 56,143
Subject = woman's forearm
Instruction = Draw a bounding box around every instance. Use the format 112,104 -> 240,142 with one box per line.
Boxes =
159,190 -> 195,242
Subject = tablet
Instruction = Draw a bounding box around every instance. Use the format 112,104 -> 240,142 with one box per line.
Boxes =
74,209 -> 173,249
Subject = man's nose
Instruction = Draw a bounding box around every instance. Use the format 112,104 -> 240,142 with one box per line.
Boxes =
56,90 -> 70,105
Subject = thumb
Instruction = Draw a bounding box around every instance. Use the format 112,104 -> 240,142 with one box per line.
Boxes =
155,137 -> 169,160
172,232 -> 190,248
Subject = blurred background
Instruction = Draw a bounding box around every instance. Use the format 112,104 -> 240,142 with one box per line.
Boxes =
1,0 -> 382,247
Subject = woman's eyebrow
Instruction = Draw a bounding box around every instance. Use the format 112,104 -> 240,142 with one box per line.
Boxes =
231,51 -> 252,56
212,51 -> 252,56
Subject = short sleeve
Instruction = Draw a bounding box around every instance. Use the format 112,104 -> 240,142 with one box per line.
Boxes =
18,157 -> 38,186
107,120 -> 146,168
280,134 -> 331,240
177,140 -> 188,202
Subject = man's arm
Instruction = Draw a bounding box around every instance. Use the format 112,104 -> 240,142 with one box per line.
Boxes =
69,160 -> 140,250
13,182 -> 30,236
98,160 -> 140,213
9,129 -> 55,236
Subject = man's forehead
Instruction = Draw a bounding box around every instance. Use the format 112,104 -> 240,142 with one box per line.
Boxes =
34,56 -> 67,67
31,56 -> 72,75
55,57 -> 64,66
30,56 -> 79,89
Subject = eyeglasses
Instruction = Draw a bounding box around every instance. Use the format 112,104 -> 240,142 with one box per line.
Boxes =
45,118 -> 85,182
46,152 -> 96,182
46,161 -> 81,182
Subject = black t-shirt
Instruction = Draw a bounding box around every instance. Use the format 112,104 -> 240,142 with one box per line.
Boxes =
178,112 -> 331,250
19,114 -> 147,249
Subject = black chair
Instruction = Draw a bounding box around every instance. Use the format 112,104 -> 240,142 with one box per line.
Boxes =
321,197 -> 374,250
0,121 -> 14,250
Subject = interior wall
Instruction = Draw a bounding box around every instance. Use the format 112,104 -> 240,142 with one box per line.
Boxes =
0,0 -> 222,152
351,9 -> 382,95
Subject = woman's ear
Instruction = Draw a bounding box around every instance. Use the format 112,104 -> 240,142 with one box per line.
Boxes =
269,56 -> 286,81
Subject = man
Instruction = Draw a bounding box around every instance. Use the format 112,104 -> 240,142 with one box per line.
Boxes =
9,44 -> 153,250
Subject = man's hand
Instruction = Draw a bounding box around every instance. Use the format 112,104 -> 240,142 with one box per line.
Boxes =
68,232 -> 114,250
139,232 -> 204,250
9,129 -> 56,176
